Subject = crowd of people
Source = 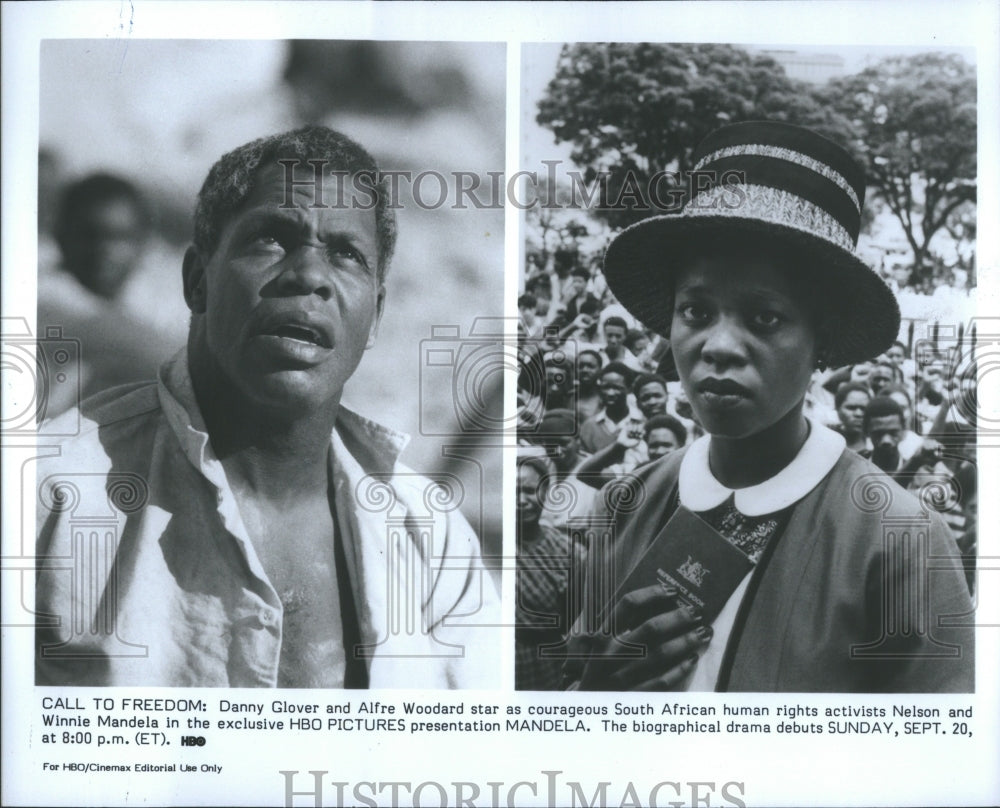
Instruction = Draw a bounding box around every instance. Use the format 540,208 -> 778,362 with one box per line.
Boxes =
515,125 -> 977,692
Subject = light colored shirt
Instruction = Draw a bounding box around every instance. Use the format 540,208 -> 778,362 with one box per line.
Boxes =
35,350 -> 499,688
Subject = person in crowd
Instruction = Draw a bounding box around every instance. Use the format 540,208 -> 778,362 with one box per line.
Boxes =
575,349 -> 603,421
862,395 -> 909,475
542,350 -> 577,412
643,414 -> 688,463
564,120 -> 971,693
877,382 -> 923,461
516,454 -> 585,690
36,126 -> 499,688
561,265 -> 596,324
578,361 -> 641,454
518,292 -> 542,339
633,373 -> 670,420
524,274 -> 553,323
868,360 -> 896,396
600,315 -> 643,371
533,409 -> 597,541
832,381 -> 871,453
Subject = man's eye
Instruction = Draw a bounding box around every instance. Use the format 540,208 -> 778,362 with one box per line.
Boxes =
329,245 -> 367,267
250,233 -> 284,251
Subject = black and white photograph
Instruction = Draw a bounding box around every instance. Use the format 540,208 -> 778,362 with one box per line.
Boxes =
516,42 -> 978,694
27,37 -> 505,689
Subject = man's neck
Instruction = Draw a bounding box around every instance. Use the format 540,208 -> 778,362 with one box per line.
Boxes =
188,345 -> 337,504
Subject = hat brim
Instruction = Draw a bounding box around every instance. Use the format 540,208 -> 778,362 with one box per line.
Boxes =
604,214 -> 901,369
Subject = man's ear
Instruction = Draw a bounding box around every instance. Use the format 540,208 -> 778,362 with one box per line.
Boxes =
182,246 -> 207,314
366,283 -> 387,349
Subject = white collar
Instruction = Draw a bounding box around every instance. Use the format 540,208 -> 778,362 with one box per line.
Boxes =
678,418 -> 845,516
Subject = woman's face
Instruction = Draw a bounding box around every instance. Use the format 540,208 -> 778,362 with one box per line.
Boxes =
670,255 -> 817,439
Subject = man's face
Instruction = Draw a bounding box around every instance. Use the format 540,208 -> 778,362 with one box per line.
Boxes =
869,364 -> 893,395
577,354 -> 601,386
597,371 -> 627,411
60,197 -> 147,299
544,433 -> 578,472
837,390 -> 870,433
516,464 -> 548,527
636,381 -> 668,419
887,345 -> 905,367
185,163 -> 384,413
603,324 -> 626,355
570,275 -> 587,296
868,414 -> 904,470
646,427 -> 680,461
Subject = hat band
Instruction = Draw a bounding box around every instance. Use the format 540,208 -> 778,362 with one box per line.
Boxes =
684,183 -> 856,253
694,144 -> 861,213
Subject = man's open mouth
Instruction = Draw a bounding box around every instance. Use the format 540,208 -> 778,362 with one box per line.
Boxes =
266,324 -> 330,348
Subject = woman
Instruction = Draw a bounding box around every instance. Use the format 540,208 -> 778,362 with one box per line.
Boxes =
565,121 -> 973,693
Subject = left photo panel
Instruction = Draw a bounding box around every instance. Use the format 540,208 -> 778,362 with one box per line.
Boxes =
30,39 -> 505,689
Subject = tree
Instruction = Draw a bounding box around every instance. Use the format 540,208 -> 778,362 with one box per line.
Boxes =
819,53 -> 976,286
535,43 -> 855,229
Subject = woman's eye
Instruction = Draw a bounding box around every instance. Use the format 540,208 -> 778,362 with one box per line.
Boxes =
677,303 -> 710,322
752,311 -> 783,328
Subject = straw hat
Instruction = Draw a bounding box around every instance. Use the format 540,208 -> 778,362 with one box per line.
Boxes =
603,121 -> 900,368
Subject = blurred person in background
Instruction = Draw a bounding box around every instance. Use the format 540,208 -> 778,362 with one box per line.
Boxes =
36,126 -> 498,689
38,172 -> 180,415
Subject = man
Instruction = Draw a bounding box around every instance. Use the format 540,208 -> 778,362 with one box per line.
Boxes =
600,315 -> 642,371
542,350 -> 576,412
574,349 -> 603,421
578,361 -> 640,454
35,126 -> 499,688
868,361 -> 896,396
862,395 -> 908,475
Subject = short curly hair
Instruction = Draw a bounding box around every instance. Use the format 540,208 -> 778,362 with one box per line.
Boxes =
192,125 -> 397,281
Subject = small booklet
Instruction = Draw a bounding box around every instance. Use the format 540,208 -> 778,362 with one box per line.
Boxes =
618,504 -> 754,624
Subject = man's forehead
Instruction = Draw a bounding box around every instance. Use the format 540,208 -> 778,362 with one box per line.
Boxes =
242,161 -> 374,210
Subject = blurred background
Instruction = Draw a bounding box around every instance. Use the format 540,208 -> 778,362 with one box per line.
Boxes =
37,39 -> 505,556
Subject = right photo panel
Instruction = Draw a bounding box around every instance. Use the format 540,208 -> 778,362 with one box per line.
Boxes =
516,42 -> 977,694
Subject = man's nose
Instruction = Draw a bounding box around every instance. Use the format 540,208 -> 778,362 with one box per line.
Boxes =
271,246 -> 334,300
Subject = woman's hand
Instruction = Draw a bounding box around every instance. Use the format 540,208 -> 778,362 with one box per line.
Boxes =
571,584 -> 712,691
